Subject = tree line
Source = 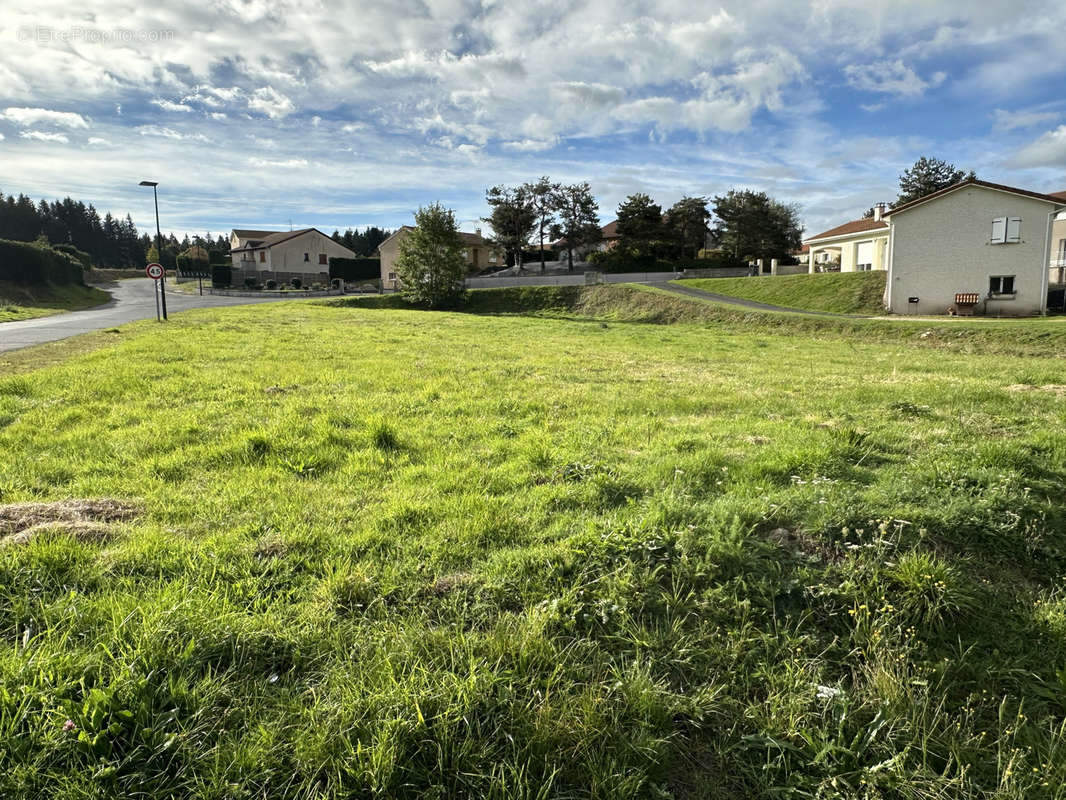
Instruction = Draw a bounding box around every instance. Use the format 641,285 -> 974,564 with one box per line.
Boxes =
483,178 -> 804,271
328,227 -> 393,257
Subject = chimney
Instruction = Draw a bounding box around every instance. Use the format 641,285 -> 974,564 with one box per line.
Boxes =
873,202 -> 886,222
475,227 -> 482,237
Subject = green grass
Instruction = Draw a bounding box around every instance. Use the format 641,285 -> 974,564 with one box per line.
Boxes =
2,285 -> 1066,797
0,281 -> 111,323
674,271 -> 889,315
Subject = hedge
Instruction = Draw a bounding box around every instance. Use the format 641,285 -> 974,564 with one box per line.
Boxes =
0,239 -> 84,285
212,264 -> 233,288
53,243 -> 92,271
329,257 -> 380,282
176,254 -> 211,277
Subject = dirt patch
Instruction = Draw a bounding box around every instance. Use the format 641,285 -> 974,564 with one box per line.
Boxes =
1007,384 -> 1066,396
0,499 -> 138,546
428,572 -> 478,596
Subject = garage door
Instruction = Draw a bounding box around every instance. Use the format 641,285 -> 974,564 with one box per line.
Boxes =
856,241 -> 874,271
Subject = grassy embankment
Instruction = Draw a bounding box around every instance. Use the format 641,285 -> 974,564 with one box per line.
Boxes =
0,281 -> 111,323
674,270 -> 888,315
2,284 -> 1066,798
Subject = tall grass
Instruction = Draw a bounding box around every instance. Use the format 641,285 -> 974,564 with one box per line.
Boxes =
1,291 -> 1065,797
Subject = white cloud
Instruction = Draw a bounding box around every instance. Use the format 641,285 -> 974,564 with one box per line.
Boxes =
992,108 -> 1060,131
20,130 -> 70,143
1,107 -> 88,129
341,122 -> 368,133
136,125 -> 210,142
248,157 -> 308,168
844,60 -> 945,98
1011,126 -> 1066,168
87,137 -> 112,146
502,138 -> 558,152
247,87 -> 295,119
152,99 -> 194,113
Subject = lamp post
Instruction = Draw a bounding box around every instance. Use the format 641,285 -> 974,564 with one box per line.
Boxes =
139,180 -> 167,320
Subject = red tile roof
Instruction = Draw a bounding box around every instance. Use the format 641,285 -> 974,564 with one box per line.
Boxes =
805,217 -> 889,242
886,179 -> 1066,217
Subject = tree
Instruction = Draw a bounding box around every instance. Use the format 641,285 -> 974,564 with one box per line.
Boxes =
897,157 -> 975,205
394,203 -> 467,308
712,190 -> 802,264
552,182 -> 601,271
615,193 -> 663,255
146,243 -> 160,264
484,185 -> 536,270
665,196 -> 710,260
523,176 -> 560,272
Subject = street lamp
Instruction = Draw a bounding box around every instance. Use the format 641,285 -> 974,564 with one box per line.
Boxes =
139,180 -> 167,320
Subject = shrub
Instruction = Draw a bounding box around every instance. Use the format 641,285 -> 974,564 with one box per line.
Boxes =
331,278 -> 343,290
290,278 -> 302,289
53,243 -> 92,271
265,280 -> 277,290
211,264 -> 232,288
329,257 -> 381,282
244,277 -> 257,289
0,239 -> 84,285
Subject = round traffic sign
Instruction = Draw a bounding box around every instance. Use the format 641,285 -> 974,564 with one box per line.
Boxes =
146,263 -> 164,280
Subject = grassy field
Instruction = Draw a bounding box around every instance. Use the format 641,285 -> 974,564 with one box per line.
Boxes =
0,281 -> 111,323
674,271 -> 888,315
2,285 -> 1066,798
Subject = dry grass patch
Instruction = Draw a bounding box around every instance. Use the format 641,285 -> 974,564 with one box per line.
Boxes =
0,498 -> 138,546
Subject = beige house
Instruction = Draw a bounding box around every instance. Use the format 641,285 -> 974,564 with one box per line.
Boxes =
884,180 -> 1065,316
378,227 -> 500,289
804,204 -> 890,273
230,228 -> 356,284
1049,192 -> 1066,292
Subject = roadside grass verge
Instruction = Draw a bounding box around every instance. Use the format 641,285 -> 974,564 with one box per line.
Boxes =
0,281 -> 111,323
1,293 -> 1066,796
674,271 -> 888,315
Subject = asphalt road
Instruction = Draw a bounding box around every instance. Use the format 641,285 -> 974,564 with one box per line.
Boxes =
0,279 -> 297,354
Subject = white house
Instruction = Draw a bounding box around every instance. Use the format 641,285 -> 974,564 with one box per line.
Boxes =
229,228 -> 356,284
377,227 -> 500,289
804,204 -> 890,273
884,180 -> 1065,316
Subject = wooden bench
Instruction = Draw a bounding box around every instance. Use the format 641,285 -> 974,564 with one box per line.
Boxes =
954,293 -> 980,316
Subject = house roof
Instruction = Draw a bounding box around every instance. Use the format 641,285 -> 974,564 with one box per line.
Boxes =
885,179 -> 1066,217
376,226 -> 492,252
230,227 -> 356,257
600,220 -> 619,239
1049,190 -> 1066,202
805,217 -> 889,243
231,229 -> 279,241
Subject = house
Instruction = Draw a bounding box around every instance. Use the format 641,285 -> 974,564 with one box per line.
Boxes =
551,220 -> 620,260
377,227 -> 501,289
230,228 -> 356,284
804,204 -> 890,273
884,179 -> 1065,316
1048,192 -> 1066,299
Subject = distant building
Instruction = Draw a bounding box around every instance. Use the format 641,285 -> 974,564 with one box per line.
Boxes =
377,227 -> 501,289
804,204 -> 890,273
230,228 -> 355,284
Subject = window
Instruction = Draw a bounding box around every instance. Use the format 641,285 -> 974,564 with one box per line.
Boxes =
318,253 -> 327,265
1057,238 -> 1066,262
303,252 -> 310,262
258,251 -> 265,263
857,263 -> 872,271
991,217 -> 1021,244
989,275 -> 1015,295
388,272 -> 396,280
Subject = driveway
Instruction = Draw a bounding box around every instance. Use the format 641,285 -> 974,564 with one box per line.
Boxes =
0,279 -> 300,354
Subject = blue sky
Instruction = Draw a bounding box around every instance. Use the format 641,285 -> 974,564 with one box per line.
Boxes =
0,0 -> 1065,240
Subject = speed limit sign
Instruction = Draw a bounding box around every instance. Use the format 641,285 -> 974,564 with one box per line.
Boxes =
146,263 -> 164,279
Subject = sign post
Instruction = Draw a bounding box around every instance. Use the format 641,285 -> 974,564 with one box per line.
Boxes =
146,263 -> 165,322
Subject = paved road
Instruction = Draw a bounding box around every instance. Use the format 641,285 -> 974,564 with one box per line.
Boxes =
646,281 -> 861,318
0,279 -> 298,354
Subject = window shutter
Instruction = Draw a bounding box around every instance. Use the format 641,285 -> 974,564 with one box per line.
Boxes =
1006,217 -> 1021,243
990,217 -> 1006,244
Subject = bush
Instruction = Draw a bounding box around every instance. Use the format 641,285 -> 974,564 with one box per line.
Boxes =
329,257 -> 380,282
265,279 -> 277,290
331,278 -> 343,290
290,278 -> 302,289
53,243 -> 92,271
211,264 -> 232,288
244,277 -> 257,289
0,239 -> 83,285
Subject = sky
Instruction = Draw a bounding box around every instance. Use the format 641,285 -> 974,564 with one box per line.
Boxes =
0,0 -> 1065,240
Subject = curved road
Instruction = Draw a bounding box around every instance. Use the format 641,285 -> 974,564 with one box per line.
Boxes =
0,279 -> 299,354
